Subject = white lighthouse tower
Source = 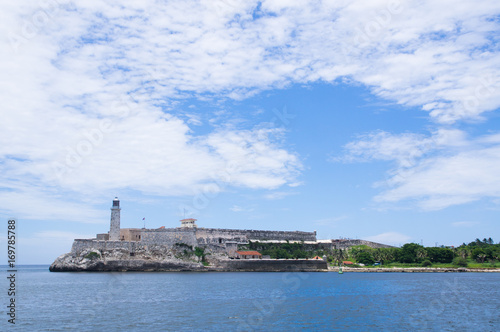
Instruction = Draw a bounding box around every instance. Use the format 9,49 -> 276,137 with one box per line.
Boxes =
109,197 -> 121,241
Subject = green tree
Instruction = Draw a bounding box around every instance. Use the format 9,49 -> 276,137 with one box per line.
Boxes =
415,248 -> 428,262
476,254 -> 487,263
397,243 -> 424,263
426,247 -> 454,263
456,247 -> 470,259
357,251 -> 375,265
472,248 -> 486,260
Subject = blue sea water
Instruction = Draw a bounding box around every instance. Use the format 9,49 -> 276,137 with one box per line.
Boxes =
1,265 -> 499,331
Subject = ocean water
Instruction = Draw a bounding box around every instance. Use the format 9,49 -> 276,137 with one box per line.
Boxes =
1,265 -> 499,331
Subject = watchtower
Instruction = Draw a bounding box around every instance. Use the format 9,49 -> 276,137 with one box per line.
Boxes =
180,218 -> 197,228
109,197 -> 121,241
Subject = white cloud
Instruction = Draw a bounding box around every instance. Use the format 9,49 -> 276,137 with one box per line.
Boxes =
230,205 -> 244,212
263,191 -> 297,200
1,1 -> 500,221
365,232 -> 410,246
3,0 -> 499,121
229,205 -> 254,213
338,131 -> 435,166
340,129 -> 500,210
0,188 -> 107,223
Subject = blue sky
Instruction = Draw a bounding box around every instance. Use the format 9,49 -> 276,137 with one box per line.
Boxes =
1,0 -> 499,263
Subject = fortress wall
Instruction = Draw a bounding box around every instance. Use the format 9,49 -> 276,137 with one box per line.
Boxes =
195,228 -> 316,244
332,239 -> 393,249
195,228 -> 247,245
243,229 -> 317,241
141,228 -> 198,248
219,259 -> 327,271
71,239 -> 142,255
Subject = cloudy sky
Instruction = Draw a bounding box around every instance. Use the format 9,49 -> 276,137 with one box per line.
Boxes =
1,0 -> 499,263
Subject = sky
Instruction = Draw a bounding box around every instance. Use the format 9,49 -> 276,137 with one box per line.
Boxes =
0,0 -> 499,264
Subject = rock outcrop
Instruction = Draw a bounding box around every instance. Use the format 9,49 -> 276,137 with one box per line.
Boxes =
49,246 -> 208,272
49,246 -> 329,272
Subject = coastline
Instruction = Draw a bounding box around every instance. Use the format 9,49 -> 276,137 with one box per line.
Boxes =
328,266 -> 500,273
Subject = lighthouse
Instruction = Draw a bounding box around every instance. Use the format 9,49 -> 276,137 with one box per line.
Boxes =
109,197 -> 121,241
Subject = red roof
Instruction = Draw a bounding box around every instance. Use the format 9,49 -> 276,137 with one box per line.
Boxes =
236,251 -> 262,256
343,261 -> 354,265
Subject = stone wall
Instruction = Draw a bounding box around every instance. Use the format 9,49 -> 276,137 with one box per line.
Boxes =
71,239 -> 144,255
195,228 -> 316,244
141,228 -> 198,247
195,228 -> 247,245
243,229 -> 316,241
219,259 -> 327,271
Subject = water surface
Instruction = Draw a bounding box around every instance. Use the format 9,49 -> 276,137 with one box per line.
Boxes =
2,265 -> 499,331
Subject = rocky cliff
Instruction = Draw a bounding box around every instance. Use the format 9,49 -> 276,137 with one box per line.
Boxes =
49,246 -> 209,272
49,245 -> 328,272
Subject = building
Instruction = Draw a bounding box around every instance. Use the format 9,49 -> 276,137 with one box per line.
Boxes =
72,198 -> 390,258
180,218 -> 198,228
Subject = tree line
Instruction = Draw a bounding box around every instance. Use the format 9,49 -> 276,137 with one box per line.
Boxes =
332,238 -> 499,267
243,238 -> 499,267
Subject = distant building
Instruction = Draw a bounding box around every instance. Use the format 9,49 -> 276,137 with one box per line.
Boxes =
236,251 -> 262,259
180,218 -> 198,228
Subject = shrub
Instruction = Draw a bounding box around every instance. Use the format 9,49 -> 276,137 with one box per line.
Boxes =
453,257 -> 468,267
194,247 -> 205,258
85,251 -> 100,260
421,260 -> 432,267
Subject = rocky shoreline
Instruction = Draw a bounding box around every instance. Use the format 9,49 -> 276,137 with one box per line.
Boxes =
328,266 -> 500,273
49,249 -> 328,272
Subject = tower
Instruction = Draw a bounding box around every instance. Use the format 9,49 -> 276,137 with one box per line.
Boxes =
109,197 -> 121,241
180,218 -> 197,228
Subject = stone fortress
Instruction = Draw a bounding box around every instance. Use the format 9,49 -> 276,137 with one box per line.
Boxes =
69,197 -> 391,259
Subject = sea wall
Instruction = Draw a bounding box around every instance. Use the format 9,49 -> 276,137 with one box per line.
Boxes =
219,259 -> 327,271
